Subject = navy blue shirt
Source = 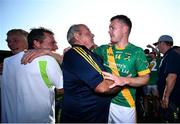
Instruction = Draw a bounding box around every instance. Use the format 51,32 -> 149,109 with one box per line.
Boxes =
60,45 -> 111,123
157,46 -> 180,106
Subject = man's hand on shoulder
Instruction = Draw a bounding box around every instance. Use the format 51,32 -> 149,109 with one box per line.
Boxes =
21,49 -> 56,64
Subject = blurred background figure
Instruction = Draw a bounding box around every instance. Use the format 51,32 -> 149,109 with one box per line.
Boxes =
6,29 -> 28,54
155,35 -> 180,123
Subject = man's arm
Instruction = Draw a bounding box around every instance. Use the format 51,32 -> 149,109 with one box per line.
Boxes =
102,71 -> 149,88
125,74 -> 149,87
21,49 -> 63,64
161,73 -> 177,108
95,79 -> 121,94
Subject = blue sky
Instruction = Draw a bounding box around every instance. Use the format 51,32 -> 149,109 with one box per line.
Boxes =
0,0 -> 180,54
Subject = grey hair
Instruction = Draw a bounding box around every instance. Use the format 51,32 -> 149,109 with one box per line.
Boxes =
67,24 -> 85,45
7,29 -> 29,37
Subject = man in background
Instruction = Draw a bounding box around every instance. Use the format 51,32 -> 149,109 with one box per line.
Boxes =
155,35 -> 180,122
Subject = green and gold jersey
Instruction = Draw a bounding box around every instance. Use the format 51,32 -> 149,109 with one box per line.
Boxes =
93,43 -> 150,108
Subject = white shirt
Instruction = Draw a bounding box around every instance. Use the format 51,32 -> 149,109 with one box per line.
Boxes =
1,51 -> 63,123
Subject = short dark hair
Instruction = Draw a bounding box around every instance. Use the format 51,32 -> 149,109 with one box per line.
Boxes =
110,15 -> 132,35
28,27 -> 54,49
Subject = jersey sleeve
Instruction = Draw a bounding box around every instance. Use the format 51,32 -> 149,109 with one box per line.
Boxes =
135,48 -> 150,76
46,56 -> 63,89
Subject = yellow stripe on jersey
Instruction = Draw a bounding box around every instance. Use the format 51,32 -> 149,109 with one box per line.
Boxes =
107,47 -> 135,107
138,68 -> 150,76
73,47 -> 102,75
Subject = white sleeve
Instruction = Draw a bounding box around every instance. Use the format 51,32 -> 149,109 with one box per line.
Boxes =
46,56 -> 63,89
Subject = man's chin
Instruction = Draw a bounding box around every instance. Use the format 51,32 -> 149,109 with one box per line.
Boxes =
110,41 -> 117,45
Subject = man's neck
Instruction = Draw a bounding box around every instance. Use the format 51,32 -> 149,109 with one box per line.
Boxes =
115,38 -> 129,49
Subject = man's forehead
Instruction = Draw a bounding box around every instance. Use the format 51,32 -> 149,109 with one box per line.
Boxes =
110,19 -> 122,26
79,26 -> 90,33
43,32 -> 55,41
80,25 -> 88,30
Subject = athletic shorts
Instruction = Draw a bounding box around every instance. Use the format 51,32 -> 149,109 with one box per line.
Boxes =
108,103 -> 136,123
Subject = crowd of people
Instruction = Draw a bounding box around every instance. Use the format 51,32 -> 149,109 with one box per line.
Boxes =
0,14 -> 179,123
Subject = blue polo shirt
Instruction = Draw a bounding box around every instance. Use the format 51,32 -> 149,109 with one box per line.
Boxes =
60,45 -> 111,123
157,46 -> 180,106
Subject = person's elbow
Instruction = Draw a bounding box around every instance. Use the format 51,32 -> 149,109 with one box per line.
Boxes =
94,80 -> 109,93
95,85 -> 107,93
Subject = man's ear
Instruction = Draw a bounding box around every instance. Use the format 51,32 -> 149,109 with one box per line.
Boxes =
123,25 -> 129,34
74,32 -> 80,41
33,40 -> 41,48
